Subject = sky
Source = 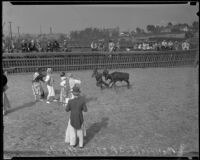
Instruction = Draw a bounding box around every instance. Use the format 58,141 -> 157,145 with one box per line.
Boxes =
2,2 -> 199,35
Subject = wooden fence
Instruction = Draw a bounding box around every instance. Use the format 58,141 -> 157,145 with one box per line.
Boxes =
2,49 -> 198,74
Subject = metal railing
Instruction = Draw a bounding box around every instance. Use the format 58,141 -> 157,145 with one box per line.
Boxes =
2,49 -> 198,74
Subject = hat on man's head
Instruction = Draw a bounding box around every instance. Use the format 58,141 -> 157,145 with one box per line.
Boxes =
33,72 -> 39,80
47,68 -> 52,73
60,72 -> 65,77
72,86 -> 81,95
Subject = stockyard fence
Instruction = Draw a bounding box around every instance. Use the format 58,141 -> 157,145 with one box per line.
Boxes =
2,49 -> 199,74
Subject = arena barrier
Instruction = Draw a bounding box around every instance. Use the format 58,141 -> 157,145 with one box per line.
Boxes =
2,49 -> 198,74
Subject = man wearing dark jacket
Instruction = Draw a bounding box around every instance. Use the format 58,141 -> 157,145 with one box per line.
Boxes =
65,86 -> 87,148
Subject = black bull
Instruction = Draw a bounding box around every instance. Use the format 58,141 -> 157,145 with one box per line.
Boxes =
103,70 -> 130,88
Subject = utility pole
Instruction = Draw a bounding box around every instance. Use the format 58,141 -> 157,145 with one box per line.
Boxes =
50,27 -> 52,34
40,25 -> 42,35
17,26 -> 20,50
9,21 -> 13,51
9,21 -> 13,41
17,26 -> 20,37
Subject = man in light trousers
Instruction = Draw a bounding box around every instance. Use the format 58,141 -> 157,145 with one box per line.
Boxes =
65,86 -> 87,148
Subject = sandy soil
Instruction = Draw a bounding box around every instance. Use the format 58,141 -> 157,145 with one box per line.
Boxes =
3,67 -> 199,157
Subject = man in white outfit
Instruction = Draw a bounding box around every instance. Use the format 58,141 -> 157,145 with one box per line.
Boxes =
65,73 -> 81,104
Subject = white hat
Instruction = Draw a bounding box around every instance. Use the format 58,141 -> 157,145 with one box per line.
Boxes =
47,68 -> 52,73
33,72 -> 39,80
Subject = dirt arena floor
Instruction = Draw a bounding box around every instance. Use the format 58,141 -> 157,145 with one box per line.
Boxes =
3,67 -> 199,157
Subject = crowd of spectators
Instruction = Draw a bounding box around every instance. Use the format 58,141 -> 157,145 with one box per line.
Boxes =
90,39 -> 191,52
132,40 -> 190,51
2,39 -> 71,53
90,39 -> 120,52
3,38 -> 192,53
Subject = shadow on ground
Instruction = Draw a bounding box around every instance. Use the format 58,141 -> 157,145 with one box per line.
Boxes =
84,117 -> 109,146
7,101 -> 36,114
82,95 -> 98,103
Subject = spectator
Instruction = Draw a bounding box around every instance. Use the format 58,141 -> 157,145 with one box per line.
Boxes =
108,40 -> 115,52
2,40 -> 5,53
28,40 -> 32,52
138,43 -> 142,50
63,40 -> 68,52
168,41 -> 173,50
68,73 -> 81,100
146,43 -> 150,50
182,40 -> 190,50
98,40 -> 105,52
161,40 -> 167,50
142,42 -> 147,50
46,41 -> 52,52
65,86 -> 87,148
36,40 -> 42,52
133,43 -> 138,50
91,41 -> 98,51
21,39 -> 28,52
3,71 -> 11,115
174,41 -> 180,50
53,40 -> 60,52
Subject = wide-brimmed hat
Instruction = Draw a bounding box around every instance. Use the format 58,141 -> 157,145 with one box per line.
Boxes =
72,86 -> 81,95
47,68 -> 52,73
33,72 -> 39,80
60,72 -> 65,77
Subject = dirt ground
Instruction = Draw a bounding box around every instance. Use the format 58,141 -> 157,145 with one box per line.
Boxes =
3,67 -> 199,157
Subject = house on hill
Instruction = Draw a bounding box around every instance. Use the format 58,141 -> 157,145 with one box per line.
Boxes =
133,32 -> 186,42
160,26 -> 172,33
180,26 -> 189,32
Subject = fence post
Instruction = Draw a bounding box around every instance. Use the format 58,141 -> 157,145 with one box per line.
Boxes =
194,48 -> 199,67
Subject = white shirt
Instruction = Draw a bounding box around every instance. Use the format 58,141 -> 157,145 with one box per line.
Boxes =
60,77 -> 67,87
45,74 -> 53,86
45,75 -> 50,82
69,77 -> 81,91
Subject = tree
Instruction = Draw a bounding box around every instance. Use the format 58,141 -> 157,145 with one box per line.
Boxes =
167,22 -> 173,27
130,30 -> 136,36
192,21 -> 199,32
146,25 -> 156,33
185,31 -> 194,39
136,27 -> 145,34
155,25 -> 161,33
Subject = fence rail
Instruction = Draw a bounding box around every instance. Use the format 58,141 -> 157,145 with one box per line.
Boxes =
2,49 -> 198,74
